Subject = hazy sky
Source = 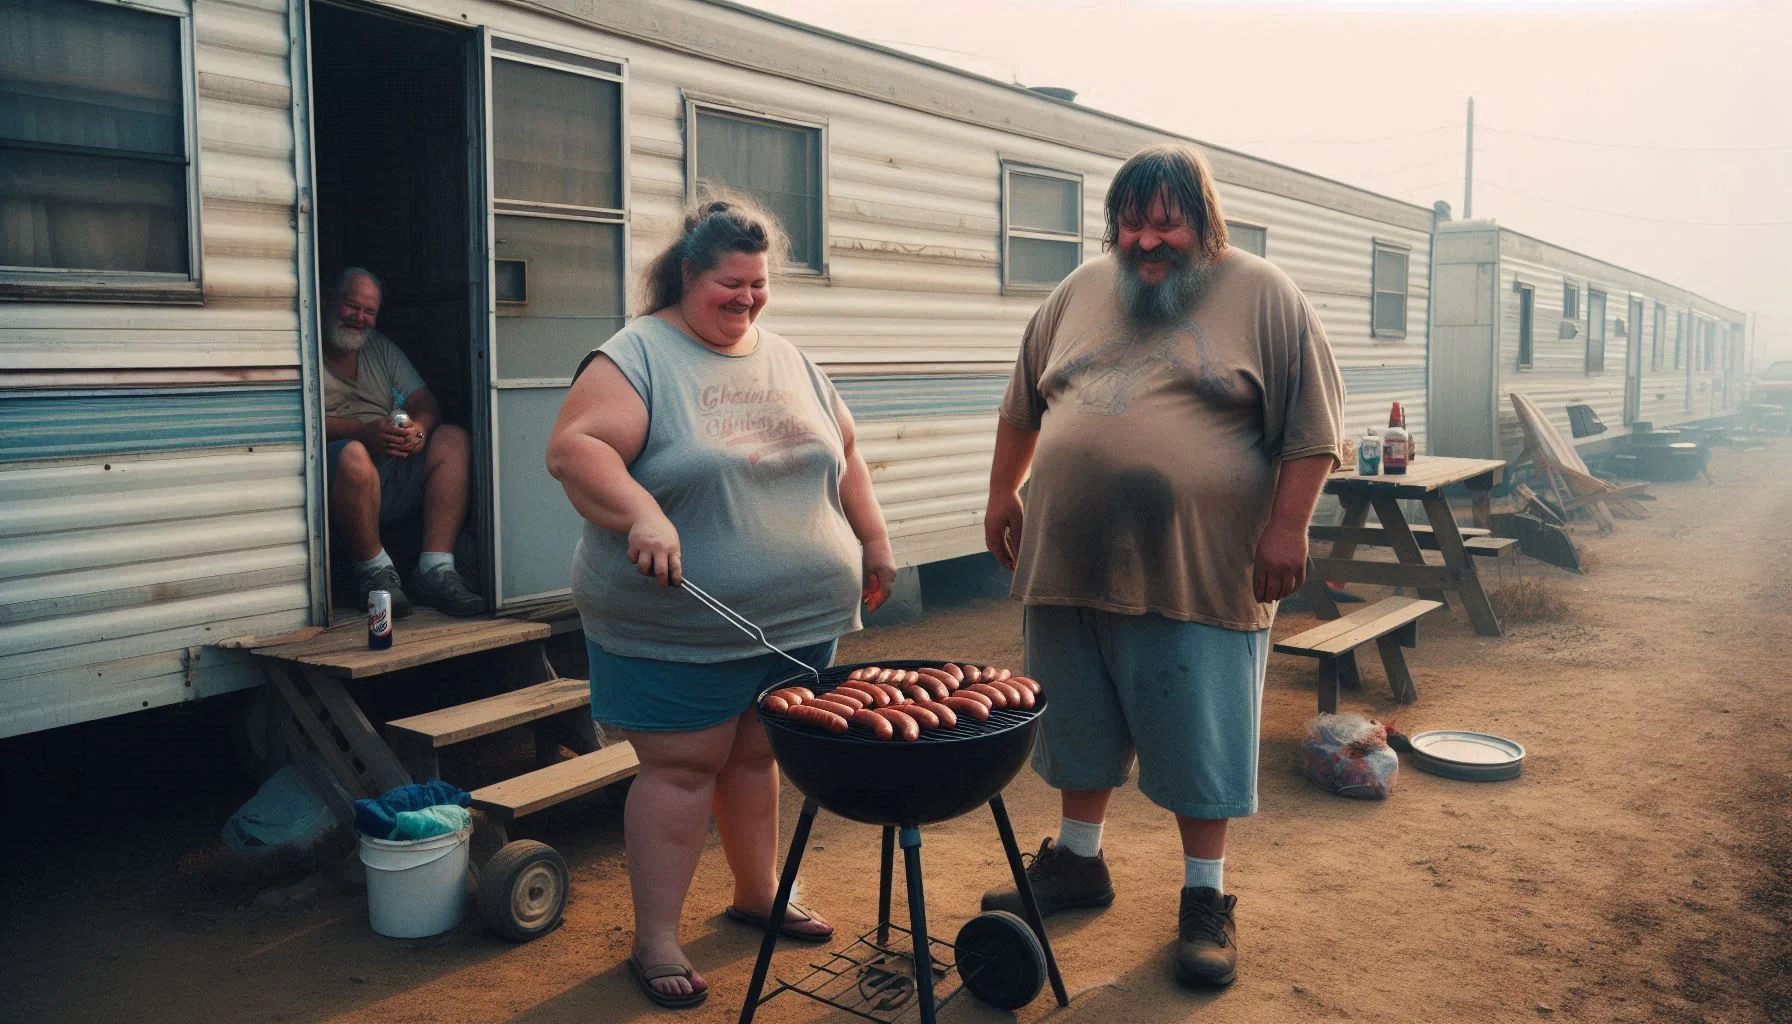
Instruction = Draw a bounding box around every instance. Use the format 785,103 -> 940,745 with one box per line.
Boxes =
743,0 -> 1791,366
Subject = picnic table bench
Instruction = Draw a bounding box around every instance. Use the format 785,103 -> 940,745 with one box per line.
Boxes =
1276,596 -> 1443,712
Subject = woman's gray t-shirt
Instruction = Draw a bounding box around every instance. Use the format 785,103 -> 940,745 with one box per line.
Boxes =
571,317 -> 863,662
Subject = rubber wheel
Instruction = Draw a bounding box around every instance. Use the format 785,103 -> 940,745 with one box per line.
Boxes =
478,840 -> 568,942
955,911 -> 1046,1010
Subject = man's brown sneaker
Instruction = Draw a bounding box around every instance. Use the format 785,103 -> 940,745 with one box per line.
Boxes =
980,838 -> 1115,918
1175,886 -> 1238,987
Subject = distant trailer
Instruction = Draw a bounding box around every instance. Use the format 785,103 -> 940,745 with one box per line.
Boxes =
1427,220 -> 1748,462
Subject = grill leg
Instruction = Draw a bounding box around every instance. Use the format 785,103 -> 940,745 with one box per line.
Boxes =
877,825 -> 896,946
991,794 -> 1070,1007
900,825 -> 937,1024
738,798 -> 818,1024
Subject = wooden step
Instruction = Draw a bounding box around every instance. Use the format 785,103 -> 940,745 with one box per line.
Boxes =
387,677 -> 591,749
251,609 -> 551,679
471,742 -> 640,824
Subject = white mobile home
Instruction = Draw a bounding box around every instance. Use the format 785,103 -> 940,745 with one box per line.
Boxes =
1428,220 -> 1747,461
1,0 -> 1436,738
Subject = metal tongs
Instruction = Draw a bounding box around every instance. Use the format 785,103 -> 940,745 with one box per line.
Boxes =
679,577 -> 822,690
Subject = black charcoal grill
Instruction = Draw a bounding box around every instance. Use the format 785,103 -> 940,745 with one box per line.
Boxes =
738,660 -> 1070,1024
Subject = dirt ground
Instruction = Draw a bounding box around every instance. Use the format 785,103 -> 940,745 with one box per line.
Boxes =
3,445 -> 1789,1024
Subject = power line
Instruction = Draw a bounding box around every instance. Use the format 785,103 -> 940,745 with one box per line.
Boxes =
1477,179 -> 1792,226
1209,123 -> 1458,146
1481,125 -> 1792,154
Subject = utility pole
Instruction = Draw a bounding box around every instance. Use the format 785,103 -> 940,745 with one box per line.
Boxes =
1464,97 -> 1475,219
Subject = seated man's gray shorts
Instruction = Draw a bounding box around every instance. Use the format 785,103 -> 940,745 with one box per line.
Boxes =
326,436 -> 431,523
1025,604 -> 1269,819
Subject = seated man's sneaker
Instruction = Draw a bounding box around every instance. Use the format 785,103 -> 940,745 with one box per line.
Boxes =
980,838 -> 1115,918
1175,886 -> 1239,987
412,565 -> 486,617
357,564 -> 413,619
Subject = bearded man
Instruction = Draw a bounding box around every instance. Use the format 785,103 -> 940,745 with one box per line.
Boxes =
322,267 -> 484,618
979,145 -> 1345,987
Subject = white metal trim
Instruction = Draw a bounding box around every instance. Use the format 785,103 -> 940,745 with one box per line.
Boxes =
289,0 -> 328,624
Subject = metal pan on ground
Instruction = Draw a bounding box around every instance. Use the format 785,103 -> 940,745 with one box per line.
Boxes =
1407,730 -> 1526,782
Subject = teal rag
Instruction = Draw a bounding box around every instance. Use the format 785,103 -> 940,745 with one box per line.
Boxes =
390,804 -> 471,841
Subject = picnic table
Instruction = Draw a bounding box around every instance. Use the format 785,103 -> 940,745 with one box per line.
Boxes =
1302,455 -> 1508,638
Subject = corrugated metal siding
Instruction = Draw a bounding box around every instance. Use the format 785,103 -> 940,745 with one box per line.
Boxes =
0,450 -> 311,737
834,375 -> 1008,421
0,0 -> 309,737
0,386 -> 303,462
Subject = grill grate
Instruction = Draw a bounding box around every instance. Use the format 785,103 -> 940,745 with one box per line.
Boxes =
760,661 -> 1042,747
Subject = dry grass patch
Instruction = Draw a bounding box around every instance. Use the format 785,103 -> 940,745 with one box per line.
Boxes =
1491,577 -> 1571,624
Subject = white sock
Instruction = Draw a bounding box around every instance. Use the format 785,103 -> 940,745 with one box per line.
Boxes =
417,551 -> 455,577
1056,816 -> 1104,858
1184,855 -> 1224,893
354,549 -> 395,579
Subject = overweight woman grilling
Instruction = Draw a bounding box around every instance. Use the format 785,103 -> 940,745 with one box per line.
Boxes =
546,196 -> 897,1010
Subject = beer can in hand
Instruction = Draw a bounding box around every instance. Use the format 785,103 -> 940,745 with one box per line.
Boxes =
368,590 -> 394,650
389,411 -> 412,429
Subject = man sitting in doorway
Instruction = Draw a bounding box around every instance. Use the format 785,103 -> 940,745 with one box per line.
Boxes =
323,267 -> 485,618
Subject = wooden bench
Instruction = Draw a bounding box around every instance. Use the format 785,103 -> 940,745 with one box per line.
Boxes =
1275,597 -> 1443,712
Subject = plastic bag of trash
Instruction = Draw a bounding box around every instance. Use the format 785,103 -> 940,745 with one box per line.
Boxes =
1301,712 -> 1399,799
222,765 -> 339,857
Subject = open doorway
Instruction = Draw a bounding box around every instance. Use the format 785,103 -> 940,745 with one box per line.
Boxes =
309,2 -> 487,609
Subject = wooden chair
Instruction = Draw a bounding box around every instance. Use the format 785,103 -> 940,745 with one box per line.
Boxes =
1509,394 -> 1649,532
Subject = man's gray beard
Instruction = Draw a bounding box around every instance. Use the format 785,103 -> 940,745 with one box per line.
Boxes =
1118,252 -> 1218,327
325,320 -> 368,353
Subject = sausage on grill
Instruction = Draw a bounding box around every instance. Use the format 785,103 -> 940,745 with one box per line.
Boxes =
966,682 -> 1008,709
851,708 -> 895,740
899,703 -> 940,730
941,695 -> 989,721
761,694 -> 791,714
872,707 -> 922,741
912,699 -> 957,729
806,697 -> 861,719
784,705 -> 849,733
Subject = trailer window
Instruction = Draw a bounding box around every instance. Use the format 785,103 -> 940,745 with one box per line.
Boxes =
1227,222 -> 1267,259
1563,282 -> 1580,321
0,0 -> 199,301
1586,290 -> 1607,373
1002,164 -> 1082,291
690,106 -> 825,272
1371,241 -> 1408,338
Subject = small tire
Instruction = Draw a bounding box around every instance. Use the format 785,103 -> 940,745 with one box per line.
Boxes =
478,840 -> 568,942
955,911 -> 1046,1010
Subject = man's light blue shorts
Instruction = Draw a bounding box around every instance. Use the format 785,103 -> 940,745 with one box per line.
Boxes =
586,637 -> 836,733
1025,605 -> 1269,819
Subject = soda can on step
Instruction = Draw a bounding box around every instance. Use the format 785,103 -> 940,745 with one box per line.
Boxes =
368,590 -> 394,650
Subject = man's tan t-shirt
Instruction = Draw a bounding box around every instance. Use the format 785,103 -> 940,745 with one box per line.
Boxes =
323,329 -> 427,423
1000,251 -> 1345,631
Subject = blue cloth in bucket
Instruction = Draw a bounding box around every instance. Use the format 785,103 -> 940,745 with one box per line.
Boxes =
354,781 -> 470,840
391,805 -> 471,841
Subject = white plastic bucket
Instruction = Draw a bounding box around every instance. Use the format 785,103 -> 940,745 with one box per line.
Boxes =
359,827 -> 471,938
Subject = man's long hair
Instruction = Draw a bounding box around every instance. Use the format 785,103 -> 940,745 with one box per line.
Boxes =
1102,145 -> 1229,263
